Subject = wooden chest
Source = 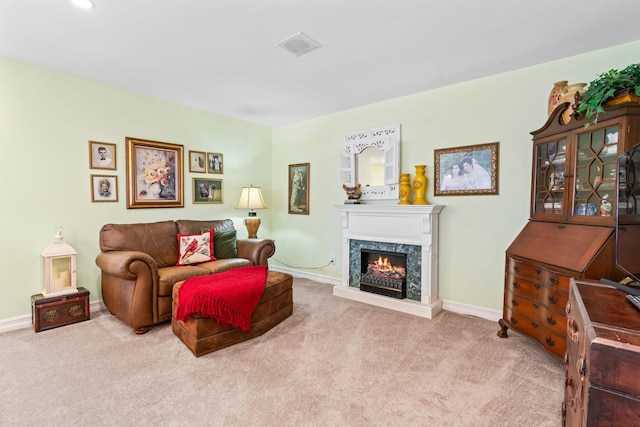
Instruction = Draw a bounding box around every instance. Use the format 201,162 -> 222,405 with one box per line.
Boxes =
563,279 -> 640,426
31,287 -> 90,332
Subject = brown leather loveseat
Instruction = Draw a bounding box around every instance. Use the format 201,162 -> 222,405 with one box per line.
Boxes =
95,219 -> 275,334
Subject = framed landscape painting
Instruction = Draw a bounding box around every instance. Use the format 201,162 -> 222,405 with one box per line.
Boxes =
434,142 -> 499,196
125,137 -> 184,208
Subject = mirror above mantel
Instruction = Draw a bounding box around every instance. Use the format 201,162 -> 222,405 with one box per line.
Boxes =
339,124 -> 400,200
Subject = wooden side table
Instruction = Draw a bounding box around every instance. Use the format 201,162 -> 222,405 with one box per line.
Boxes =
31,287 -> 90,332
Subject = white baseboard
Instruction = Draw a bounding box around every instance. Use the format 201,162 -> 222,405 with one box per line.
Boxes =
0,300 -> 105,333
269,265 -> 341,286
442,299 -> 502,322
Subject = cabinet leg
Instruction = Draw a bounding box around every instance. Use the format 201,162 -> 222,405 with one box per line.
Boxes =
497,318 -> 509,338
134,327 -> 150,335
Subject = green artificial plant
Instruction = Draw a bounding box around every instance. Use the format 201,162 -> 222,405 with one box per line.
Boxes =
575,63 -> 640,127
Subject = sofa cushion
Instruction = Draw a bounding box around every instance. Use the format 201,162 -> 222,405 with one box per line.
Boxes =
201,228 -> 238,259
196,258 -> 252,274
99,220 -> 179,268
158,265 -> 210,296
177,230 -> 215,265
176,219 -> 235,235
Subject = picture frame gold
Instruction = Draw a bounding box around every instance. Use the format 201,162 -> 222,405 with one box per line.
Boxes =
192,178 -> 223,204
188,150 -> 207,173
89,141 -> 116,170
434,142 -> 499,196
125,137 -> 184,208
207,152 -> 223,174
288,163 -> 309,215
91,174 -> 118,202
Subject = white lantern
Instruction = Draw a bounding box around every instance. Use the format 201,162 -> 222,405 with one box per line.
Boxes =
41,227 -> 78,297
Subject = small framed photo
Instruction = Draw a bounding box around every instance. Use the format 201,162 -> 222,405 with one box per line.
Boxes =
193,178 -> 223,204
434,142 -> 499,196
91,175 -> 118,202
288,163 -> 309,215
89,141 -> 116,170
188,150 -> 207,173
207,152 -> 223,174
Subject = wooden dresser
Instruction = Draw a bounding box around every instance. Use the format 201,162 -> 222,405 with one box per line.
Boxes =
563,279 -> 640,426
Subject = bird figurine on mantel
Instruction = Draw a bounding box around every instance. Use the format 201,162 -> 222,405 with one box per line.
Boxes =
343,183 -> 362,204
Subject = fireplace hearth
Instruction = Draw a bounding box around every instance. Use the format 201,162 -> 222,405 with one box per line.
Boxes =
360,249 -> 407,299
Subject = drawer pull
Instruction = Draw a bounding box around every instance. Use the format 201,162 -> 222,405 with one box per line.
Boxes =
566,302 -> 572,315
512,281 -> 520,289
567,317 -> 575,328
535,268 -> 541,274
510,317 -> 518,325
571,331 -> 579,343
549,295 -> 558,304
546,336 -> 556,347
514,266 -> 521,273
531,321 -> 538,328
550,277 -> 559,285
533,303 -> 539,309
547,316 -> 557,326
534,283 -> 541,290
565,377 -> 573,387
511,299 -> 519,306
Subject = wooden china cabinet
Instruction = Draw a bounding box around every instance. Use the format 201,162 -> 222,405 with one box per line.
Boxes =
497,101 -> 640,358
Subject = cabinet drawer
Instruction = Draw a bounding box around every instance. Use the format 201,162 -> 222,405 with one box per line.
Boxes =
508,258 -> 541,279
506,290 -> 566,337
507,274 -> 569,311
508,258 -> 571,290
504,305 -> 566,357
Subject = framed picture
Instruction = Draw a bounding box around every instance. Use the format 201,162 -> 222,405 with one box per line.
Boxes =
188,150 -> 207,173
288,163 -> 310,215
125,137 -> 184,208
207,152 -> 223,174
89,141 -> 116,170
91,174 -> 118,202
434,142 -> 499,196
192,178 -> 223,204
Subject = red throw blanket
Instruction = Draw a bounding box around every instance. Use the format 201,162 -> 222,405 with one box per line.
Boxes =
175,265 -> 267,331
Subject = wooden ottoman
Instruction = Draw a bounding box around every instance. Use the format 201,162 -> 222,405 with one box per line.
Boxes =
171,270 -> 293,357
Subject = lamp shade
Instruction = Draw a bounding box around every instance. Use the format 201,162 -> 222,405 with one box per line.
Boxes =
236,186 -> 267,210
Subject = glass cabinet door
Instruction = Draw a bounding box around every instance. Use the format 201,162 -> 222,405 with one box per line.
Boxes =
534,138 -> 567,216
572,126 -> 619,220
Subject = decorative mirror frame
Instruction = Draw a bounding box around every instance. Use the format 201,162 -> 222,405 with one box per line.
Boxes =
339,124 -> 400,200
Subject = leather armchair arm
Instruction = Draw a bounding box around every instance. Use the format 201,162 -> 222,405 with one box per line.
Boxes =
95,250 -> 159,280
236,239 -> 276,266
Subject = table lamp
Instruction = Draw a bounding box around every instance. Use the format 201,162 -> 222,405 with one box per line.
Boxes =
236,185 -> 267,238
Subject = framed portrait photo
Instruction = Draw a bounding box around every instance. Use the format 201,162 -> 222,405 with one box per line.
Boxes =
193,178 -> 223,204
206,152 -> 223,174
125,137 -> 184,208
89,141 -> 116,170
434,142 -> 499,196
91,174 -> 118,202
188,150 -> 207,173
288,163 -> 309,215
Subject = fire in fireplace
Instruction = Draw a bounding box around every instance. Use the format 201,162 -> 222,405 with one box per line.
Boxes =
360,249 -> 407,299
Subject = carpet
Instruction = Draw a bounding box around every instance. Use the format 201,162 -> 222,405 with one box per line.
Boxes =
0,277 -> 563,426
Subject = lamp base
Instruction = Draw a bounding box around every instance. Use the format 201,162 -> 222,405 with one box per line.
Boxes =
244,215 -> 261,239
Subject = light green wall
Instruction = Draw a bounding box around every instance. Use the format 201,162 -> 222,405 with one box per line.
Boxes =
271,41 -> 640,311
0,56 -> 272,319
2,41 -> 639,321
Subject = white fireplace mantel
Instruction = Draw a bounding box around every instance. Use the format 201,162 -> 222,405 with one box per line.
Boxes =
334,204 -> 444,318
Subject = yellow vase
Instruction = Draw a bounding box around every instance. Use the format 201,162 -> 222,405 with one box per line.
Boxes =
398,173 -> 411,205
413,165 -> 428,205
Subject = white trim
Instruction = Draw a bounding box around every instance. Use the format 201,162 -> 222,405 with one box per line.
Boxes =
0,300 -> 105,333
442,299 -> 502,322
269,265 -> 341,286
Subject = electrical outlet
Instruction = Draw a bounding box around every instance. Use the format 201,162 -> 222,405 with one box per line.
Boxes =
329,255 -> 336,265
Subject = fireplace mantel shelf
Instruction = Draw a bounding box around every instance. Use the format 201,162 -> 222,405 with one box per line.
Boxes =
334,204 -> 444,318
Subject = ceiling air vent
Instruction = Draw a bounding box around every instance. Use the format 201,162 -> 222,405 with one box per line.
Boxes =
275,32 -> 322,57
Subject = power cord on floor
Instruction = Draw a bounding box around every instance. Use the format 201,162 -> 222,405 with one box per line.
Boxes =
271,257 -> 332,270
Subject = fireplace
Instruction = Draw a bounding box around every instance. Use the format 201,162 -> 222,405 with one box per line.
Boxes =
360,249 -> 407,298
334,204 -> 444,319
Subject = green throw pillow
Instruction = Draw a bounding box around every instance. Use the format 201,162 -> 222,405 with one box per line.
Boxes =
201,228 -> 238,259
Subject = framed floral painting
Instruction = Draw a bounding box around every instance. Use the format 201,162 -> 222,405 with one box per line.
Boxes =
125,137 -> 184,208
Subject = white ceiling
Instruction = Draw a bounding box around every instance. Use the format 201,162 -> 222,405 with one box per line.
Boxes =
2,0 -> 639,127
